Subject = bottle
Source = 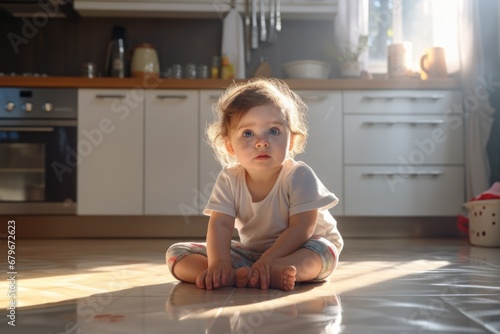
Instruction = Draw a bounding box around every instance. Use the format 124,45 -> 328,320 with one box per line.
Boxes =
210,55 -> 220,79
221,54 -> 234,80
105,26 -> 127,78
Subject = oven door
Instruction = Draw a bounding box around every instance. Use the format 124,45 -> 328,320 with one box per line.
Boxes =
0,120 -> 77,214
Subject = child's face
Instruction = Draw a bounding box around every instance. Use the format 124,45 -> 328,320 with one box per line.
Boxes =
225,104 -> 293,173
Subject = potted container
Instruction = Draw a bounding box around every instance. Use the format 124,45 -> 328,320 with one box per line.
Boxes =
464,199 -> 500,247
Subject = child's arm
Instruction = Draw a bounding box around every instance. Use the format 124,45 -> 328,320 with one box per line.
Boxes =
251,209 -> 318,288
204,211 -> 235,289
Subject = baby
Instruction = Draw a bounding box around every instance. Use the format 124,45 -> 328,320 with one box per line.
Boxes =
166,78 -> 343,291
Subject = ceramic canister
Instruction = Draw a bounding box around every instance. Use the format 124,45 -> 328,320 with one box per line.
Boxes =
131,43 -> 160,78
387,42 -> 413,78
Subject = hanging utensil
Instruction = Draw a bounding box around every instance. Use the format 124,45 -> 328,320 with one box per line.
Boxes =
251,0 -> 259,49
259,0 -> 267,42
276,0 -> 281,32
245,0 -> 251,63
267,0 -> 278,43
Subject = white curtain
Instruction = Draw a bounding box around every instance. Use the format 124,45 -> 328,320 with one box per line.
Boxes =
333,0 -> 369,68
458,0 -> 496,199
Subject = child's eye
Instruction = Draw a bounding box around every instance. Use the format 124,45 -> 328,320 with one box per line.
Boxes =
269,127 -> 280,135
242,130 -> 254,138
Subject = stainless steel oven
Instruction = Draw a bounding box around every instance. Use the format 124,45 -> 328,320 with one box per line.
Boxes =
0,88 -> 77,214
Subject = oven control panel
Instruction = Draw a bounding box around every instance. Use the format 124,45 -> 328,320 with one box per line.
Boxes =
0,88 -> 77,119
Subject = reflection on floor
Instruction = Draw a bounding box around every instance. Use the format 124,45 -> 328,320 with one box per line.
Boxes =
1,238 -> 499,333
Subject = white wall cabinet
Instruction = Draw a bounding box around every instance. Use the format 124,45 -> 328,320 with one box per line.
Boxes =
77,89 -> 144,215
75,0 -> 338,19
144,90 -> 199,215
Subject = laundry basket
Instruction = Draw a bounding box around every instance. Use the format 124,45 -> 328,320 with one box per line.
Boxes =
464,199 -> 500,247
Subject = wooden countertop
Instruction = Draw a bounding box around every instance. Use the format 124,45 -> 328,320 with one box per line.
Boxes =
0,76 -> 462,90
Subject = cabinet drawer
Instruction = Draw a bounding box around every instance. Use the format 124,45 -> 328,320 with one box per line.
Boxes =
344,115 -> 464,165
344,90 -> 462,114
344,166 -> 465,216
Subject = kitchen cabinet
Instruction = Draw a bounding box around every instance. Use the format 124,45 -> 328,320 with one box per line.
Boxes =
145,90 -> 199,215
343,90 -> 465,216
78,89 -> 199,216
198,90 -> 224,214
77,89 -> 144,215
74,0 -> 338,19
77,87 -> 465,218
296,91 -> 343,215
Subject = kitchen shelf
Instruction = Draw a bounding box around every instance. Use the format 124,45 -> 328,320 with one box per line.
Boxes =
0,77 -> 462,90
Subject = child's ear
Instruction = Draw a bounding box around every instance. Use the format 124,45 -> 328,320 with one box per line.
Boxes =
288,134 -> 295,151
225,139 -> 235,156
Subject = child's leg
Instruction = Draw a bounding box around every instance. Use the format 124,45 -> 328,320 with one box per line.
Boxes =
272,248 -> 323,283
246,248 -> 321,291
249,237 -> 338,291
166,241 -> 258,289
166,242 -> 211,286
171,254 -> 208,284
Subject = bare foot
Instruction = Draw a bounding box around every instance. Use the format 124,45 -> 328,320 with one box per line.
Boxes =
235,267 -> 253,288
195,269 -> 236,289
269,265 -> 297,291
248,264 -> 297,291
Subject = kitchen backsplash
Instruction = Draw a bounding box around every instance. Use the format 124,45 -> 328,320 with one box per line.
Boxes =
0,16 -> 334,78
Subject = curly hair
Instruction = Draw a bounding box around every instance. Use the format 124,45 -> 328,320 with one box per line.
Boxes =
206,77 -> 309,167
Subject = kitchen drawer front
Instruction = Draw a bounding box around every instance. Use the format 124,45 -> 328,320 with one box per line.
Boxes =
344,166 -> 465,216
344,90 -> 462,115
344,115 -> 464,165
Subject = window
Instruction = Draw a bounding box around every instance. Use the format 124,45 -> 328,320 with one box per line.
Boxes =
367,0 -> 460,74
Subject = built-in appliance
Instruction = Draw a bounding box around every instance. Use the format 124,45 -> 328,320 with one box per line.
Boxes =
0,87 -> 77,214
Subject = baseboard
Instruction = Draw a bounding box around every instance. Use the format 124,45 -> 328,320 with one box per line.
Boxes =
1,215 -> 462,239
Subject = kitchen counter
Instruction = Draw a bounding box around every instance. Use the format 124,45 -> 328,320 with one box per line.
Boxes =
0,76 -> 462,90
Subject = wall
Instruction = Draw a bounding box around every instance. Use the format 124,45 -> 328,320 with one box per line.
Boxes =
0,16 -> 334,78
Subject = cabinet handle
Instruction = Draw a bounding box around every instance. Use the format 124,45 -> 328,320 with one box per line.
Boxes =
155,95 -> 188,100
209,95 -> 221,100
361,95 -> 444,100
299,95 -> 327,101
362,171 -> 443,177
0,127 -> 54,132
362,120 -> 444,126
95,94 -> 126,99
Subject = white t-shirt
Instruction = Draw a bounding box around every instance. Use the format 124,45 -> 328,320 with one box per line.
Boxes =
204,158 -> 343,255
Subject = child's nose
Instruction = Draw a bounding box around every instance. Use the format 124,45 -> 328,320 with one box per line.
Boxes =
255,135 -> 270,147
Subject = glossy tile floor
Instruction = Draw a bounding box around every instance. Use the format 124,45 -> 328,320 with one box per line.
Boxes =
1,238 -> 500,333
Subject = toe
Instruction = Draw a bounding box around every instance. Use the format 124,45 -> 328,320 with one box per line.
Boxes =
236,267 -> 252,288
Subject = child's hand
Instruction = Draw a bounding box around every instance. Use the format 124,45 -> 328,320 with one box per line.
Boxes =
250,257 -> 274,289
196,262 -> 233,289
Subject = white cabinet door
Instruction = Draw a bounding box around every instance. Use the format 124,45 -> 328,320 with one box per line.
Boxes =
144,90 -> 199,215
77,89 -> 144,215
198,90 -> 224,214
296,91 -> 343,215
